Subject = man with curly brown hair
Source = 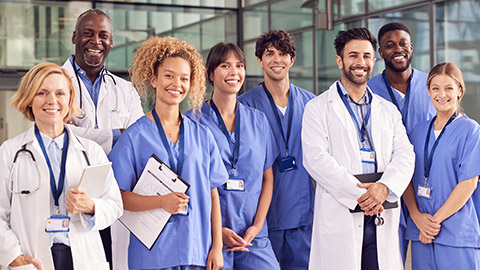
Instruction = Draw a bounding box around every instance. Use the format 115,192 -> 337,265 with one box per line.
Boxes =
238,29 -> 315,270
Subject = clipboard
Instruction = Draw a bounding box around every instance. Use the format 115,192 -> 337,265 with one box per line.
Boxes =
349,172 -> 398,213
77,162 -> 112,198
119,154 -> 190,250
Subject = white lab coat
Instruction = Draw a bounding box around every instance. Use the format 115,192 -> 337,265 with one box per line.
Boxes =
0,126 -> 123,270
302,81 -> 414,270
62,59 -> 144,154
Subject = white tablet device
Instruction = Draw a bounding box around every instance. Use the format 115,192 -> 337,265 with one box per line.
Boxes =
78,162 -> 112,198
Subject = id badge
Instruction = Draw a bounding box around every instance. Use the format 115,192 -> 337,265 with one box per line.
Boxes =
45,215 -> 70,233
360,148 -> 376,164
177,204 -> 188,216
226,177 -> 245,191
279,156 -> 298,172
417,185 -> 432,199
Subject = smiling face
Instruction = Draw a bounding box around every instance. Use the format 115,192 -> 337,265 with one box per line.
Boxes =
30,73 -> 71,133
257,46 -> 295,82
72,13 -> 113,71
379,30 -> 413,73
211,52 -> 245,95
428,74 -> 463,115
151,57 -> 191,107
336,39 -> 376,86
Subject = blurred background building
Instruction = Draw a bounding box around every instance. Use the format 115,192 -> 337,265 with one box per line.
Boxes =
0,0 -> 479,143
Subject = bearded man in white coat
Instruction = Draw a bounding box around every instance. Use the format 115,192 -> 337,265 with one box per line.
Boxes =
302,28 -> 414,270
62,9 -> 144,270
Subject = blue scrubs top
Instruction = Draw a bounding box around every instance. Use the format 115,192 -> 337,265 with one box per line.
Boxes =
186,102 -> 278,238
238,83 -> 315,231
368,69 -> 436,134
406,115 -> 480,248
108,116 -> 228,269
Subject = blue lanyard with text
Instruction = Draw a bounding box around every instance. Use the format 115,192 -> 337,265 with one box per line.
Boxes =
152,108 -> 185,175
210,99 -> 241,176
261,82 -> 293,156
336,82 -> 372,146
34,125 -> 69,207
381,70 -> 412,125
423,112 -> 458,184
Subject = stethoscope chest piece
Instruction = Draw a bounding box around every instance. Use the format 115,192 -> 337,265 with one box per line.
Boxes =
374,214 -> 384,226
78,108 -> 86,119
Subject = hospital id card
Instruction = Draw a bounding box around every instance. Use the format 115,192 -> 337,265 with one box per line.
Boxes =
279,156 -> 297,172
45,215 -> 70,233
417,185 -> 432,199
360,148 -> 376,164
177,204 -> 188,216
226,178 -> 245,191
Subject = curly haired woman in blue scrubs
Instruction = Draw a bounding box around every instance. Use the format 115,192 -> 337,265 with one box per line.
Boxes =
404,62 -> 480,270
186,43 -> 280,270
109,37 -> 227,270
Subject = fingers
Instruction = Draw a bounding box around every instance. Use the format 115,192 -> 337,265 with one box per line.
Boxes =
226,246 -> 250,252
222,227 -> 246,247
173,192 -> 190,200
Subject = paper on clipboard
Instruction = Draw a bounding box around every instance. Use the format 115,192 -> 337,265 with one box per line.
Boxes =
77,162 -> 112,198
119,154 -> 190,250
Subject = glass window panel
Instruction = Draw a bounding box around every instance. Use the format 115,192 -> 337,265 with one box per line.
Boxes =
368,0 -> 421,12
368,5 -> 430,77
243,5 -> 268,41
290,30 -> 314,93
174,24 -> 201,50
100,0 -> 237,8
243,41 -> 263,93
340,0 -> 365,18
436,0 -> 480,122
202,17 -> 225,50
271,0 -> 313,31
243,0 -> 267,7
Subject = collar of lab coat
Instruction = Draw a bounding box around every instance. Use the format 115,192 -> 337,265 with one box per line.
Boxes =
325,80 -> 385,172
20,124 -> 88,155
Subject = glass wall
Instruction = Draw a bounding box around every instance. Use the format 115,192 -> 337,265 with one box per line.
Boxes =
435,0 -> 480,120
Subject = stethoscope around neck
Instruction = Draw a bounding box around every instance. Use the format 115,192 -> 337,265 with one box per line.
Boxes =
9,142 -> 90,195
71,56 -> 119,119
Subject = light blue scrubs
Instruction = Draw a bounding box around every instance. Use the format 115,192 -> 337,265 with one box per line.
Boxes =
238,83 -> 315,269
186,102 -> 279,269
406,115 -> 480,270
108,116 -> 228,270
368,68 -> 436,263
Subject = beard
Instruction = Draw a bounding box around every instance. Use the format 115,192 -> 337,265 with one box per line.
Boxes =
83,54 -> 104,68
385,54 -> 413,73
343,65 -> 371,86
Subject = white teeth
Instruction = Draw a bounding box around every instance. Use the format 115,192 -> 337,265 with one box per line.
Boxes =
272,67 -> 282,71
45,109 -> 58,113
87,49 -> 101,53
226,80 -> 238,84
394,56 -> 404,60
167,90 -> 181,95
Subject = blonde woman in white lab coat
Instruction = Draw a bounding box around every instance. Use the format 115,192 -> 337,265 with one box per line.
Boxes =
0,63 -> 123,270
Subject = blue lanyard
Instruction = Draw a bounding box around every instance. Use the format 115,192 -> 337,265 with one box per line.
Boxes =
423,112 -> 458,182
336,82 -> 372,145
210,99 -> 241,174
34,125 -> 69,207
261,82 -> 293,156
381,70 -> 413,125
152,108 -> 185,175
